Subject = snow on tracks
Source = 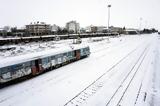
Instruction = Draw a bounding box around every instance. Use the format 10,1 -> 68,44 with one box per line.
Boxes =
63,42 -> 151,106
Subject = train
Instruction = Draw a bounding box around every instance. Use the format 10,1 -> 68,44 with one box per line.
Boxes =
0,45 -> 90,84
0,33 -> 119,45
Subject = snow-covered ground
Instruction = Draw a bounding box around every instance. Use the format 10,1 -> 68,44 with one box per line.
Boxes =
0,34 -> 160,106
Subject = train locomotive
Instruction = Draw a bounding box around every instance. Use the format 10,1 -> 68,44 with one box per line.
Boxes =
0,45 -> 90,84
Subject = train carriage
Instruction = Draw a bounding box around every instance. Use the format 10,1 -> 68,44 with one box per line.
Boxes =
0,45 -> 90,84
0,61 -> 33,83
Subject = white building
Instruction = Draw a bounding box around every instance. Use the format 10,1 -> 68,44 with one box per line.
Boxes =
66,21 -> 80,33
51,24 -> 59,32
85,25 -> 107,33
26,22 -> 51,36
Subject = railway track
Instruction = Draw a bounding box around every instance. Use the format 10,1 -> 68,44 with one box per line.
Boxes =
0,37 -> 152,106
106,44 -> 150,106
0,38 -> 136,104
133,45 -> 154,106
63,42 -> 150,106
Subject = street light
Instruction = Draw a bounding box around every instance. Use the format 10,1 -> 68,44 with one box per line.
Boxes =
108,4 -> 111,32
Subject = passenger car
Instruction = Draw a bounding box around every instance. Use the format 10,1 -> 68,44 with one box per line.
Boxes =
0,45 -> 90,83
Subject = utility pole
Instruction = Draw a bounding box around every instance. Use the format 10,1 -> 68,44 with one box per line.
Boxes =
108,4 -> 111,32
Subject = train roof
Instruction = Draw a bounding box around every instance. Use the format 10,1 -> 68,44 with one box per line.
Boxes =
0,44 -> 89,68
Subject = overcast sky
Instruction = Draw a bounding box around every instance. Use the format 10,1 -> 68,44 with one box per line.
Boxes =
0,0 -> 159,30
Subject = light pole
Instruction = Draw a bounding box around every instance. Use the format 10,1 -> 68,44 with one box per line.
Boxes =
108,4 -> 111,32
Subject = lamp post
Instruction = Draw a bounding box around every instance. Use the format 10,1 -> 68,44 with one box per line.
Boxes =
108,4 -> 111,32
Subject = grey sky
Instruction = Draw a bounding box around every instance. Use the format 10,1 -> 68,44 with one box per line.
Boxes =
0,0 -> 159,30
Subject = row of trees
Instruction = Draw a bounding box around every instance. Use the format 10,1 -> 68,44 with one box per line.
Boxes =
141,28 -> 158,34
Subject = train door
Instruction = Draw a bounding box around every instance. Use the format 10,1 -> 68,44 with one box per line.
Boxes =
75,49 -> 81,60
32,59 -> 42,75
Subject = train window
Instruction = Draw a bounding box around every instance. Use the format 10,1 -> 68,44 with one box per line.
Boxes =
25,61 -> 31,67
55,54 -> 59,58
51,59 -> 56,66
83,48 -> 86,52
68,52 -> 72,56
57,54 -> 63,64
31,61 -> 35,66
58,54 -> 63,58
11,65 -> 17,71
12,64 -> 23,72
80,48 -> 84,54
48,57 -> 51,62
42,58 -> 45,63
63,53 -> 67,56
1,67 -> 9,74
62,53 -> 67,61
41,57 -> 50,69
51,56 -> 55,60
24,62 -> 31,71
42,57 -> 49,63
0,68 -> 3,74
73,51 -> 75,57
68,51 -> 74,58
57,57 -> 62,64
